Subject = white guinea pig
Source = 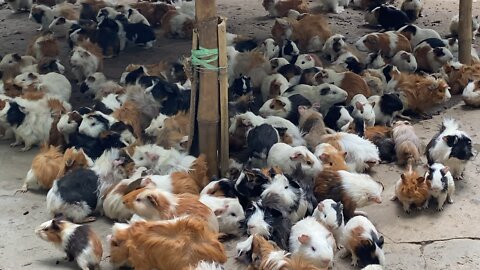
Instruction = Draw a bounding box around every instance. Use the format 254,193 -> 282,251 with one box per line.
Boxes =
391,50 -> 417,72
350,94 -> 375,127
289,216 -> 336,269
199,194 -> 245,237
267,142 -> 323,178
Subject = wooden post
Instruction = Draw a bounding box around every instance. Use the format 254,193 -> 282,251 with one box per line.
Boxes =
459,0 -> 473,65
218,18 -> 229,177
195,0 -> 220,177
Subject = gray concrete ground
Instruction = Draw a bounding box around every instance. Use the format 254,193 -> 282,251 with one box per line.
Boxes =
1,0 -> 480,269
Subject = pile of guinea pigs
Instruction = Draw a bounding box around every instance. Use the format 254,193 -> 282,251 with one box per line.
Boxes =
0,0 -> 478,269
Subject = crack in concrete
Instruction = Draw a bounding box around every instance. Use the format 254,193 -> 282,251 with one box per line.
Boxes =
383,235 -> 480,246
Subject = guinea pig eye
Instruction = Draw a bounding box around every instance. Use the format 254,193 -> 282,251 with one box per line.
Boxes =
270,104 -> 274,109
311,246 -> 316,252
284,186 -> 288,189
306,160 -> 313,166
231,213 -> 236,217
324,214 -> 327,218
91,122 -> 95,126
43,228 -> 49,231
139,157 -> 143,161
363,40 -> 367,43
9,60 -> 12,64
301,61 -> 305,64
329,162 -> 333,166
135,198 -> 141,202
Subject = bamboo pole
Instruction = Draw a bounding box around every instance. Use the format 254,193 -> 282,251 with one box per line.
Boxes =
458,0 -> 473,65
195,0 -> 220,177
188,29 -> 199,156
218,17 -> 229,177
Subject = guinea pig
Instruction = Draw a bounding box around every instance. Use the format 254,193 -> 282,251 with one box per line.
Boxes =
229,75 -> 252,99
95,16 -> 121,58
0,99 -> 55,151
199,195 -> 245,236
350,94 -> 376,127
260,170 -> 308,222
46,168 -> 99,223
314,143 -> 348,171
342,215 -> 385,267
314,169 -> 383,221
289,216 -> 336,269
314,68 -> 371,102
5,0 -> 32,13
271,15 -> 331,52
426,118 -> 474,180
14,71 -> 71,101
259,38 -> 280,59
17,144 -> 63,193
286,83 -> 348,114
392,120 -> 422,166
368,93 -> 403,126
425,163 -> 455,211
267,142 -> 322,178
320,132 -> 380,172
449,14 -> 479,38
78,111 -> 115,138
299,67 -> 322,85
324,105 -> 354,132
375,4 -> 410,30
130,2 -> 175,27
57,111 -> 83,142
261,73 -> 290,102
391,165 -> 430,213
161,10 -> 194,39
48,16 -> 77,38
108,217 -> 227,270
318,0 -> 349,13
71,41 -> 103,82
298,106 -> 331,150
364,51 -> 386,69
400,0 -> 423,21
262,0 -> 309,17
244,201 -> 291,250
313,200 -> 345,246
356,31 -> 411,58
0,53 -> 37,80
26,33 -> 60,60
130,144 -> 195,174
115,14 -> 156,48
397,24 -> 441,47
391,50 -> 417,72
259,94 -> 311,125
414,42 -> 453,73
35,217 -> 103,270
279,39 -> 300,62
122,188 -> 219,232
322,34 -> 349,62
294,53 -> 322,70
244,123 -> 280,167
462,80 -> 480,107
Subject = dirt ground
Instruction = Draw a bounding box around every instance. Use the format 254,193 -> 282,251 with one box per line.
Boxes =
1,0 -> 480,269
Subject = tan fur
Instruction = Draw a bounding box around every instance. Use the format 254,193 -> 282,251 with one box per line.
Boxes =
26,34 -> 60,60
392,121 -> 422,167
319,133 -> 343,152
48,116 -> 66,148
31,144 -> 64,189
56,2 -> 79,20
393,73 -> 450,113
109,217 -> 226,270
2,80 -> 23,97
78,40 -> 103,71
262,0 -> 309,17
112,101 -> 142,139
340,72 -> 371,101
47,99 -> 68,116
161,10 -> 194,39
443,63 -> 480,94
125,62 -> 169,80
156,111 -> 190,150
463,80 -> 480,107
364,125 -> 392,141
90,229 -> 104,262
131,2 -> 175,27
271,14 -> 331,52
299,107 -> 328,150
363,33 -> 411,58
394,166 -> 430,210
57,148 -> 91,178
318,144 -> 348,171
123,189 -> 217,231
80,0 -> 107,18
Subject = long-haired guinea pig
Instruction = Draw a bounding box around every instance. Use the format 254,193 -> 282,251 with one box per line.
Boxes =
35,217 -> 103,270
267,142 -> 322,178
122,188 -> 219,232
392,120 -> 422,166
462,79 -> 480,107
425,163 -> 455,211
425,118 -> 473,179
314,169 -> 383,221
449,14 -> 479,38
401,0 -> 423,22
342,215 -> 385,267
108,217 -> 227,270
26,33 -> 60,60
355,31 -> 411,58
289,216 -> 336,269
391,165 -> 430,213
199,194 -> 246,237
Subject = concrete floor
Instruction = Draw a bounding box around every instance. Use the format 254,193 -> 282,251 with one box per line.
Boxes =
1,0 -> 480,269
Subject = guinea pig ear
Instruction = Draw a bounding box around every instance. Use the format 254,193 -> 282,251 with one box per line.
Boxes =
275,18 -> 289,29
290,151 -> 304,161
214,204 -> 228,216
146,194 -> 159,207
370,101 -> 376,107
28,72 -> 38,80
319,153 -> 329,163
401,173 -> 408,184
400,52 -> 410,60
298,234 -> 310,245
441,166 -> 450,174
442,135 -> 458,145
317,202 -> 324,212
377,235 -> 385,248
12,53 -> 21,62
50,219 -> 61,231
416,176 -> 425,184
145,151 -> 159,161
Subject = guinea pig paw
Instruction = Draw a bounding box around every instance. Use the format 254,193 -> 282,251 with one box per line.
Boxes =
19,146 -> 32,152
79,216 -> 96,223
14,186 -> 28,194
436,206 -> 444,211
10,142 -> 21,147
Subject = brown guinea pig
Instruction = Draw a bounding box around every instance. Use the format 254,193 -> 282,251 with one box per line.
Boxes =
314,143 -> 348,171
391,165 -> 430,213
392,120 -> 422,167
35,217 -> 103,270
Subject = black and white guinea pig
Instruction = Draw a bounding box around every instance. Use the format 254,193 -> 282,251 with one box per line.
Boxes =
368,93 -> 403,126
246,123 -> 280,167
397,24 -> 441,47
425,163 -> 455,211
365,51 -> 386,69
244,201 -> 292,250
115,14 -> 156,48
233,168 -> 270,207
229,75 -> 252,98
324,105 -> 354,131
376,4 -> 410,30
35,217 -> 103,270
46,168 -> 100,223
426,118 -> 474,180
414,42 -> 453,73
280,39 -> 300,62
259,94 -> 311,125
299,67 -> 322,85
313,199 -> 345,246
343,215 -> 385,267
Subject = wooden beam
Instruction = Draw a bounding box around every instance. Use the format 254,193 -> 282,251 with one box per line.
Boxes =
459,0 -> 473,65
218,17 -> 229,177
195,0 -> 220,177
